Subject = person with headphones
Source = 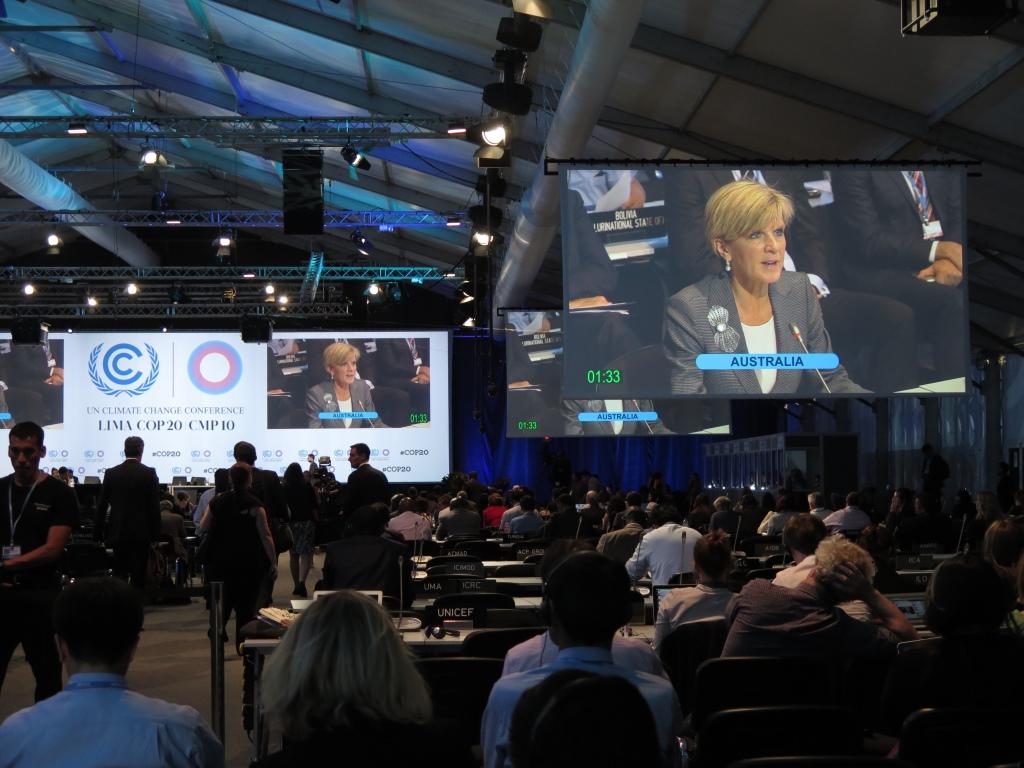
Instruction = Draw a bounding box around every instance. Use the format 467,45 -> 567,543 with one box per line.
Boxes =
772,513 -> 828,588
481,551 -> 683,768
502,540 -> 666,677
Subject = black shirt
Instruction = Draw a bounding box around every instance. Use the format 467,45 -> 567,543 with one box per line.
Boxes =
0,474 -> 79,585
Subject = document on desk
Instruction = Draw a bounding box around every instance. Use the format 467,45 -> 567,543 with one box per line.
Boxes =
569,302 -> 631,316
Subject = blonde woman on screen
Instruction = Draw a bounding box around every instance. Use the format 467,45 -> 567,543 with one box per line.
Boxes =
304,342 -> 386,428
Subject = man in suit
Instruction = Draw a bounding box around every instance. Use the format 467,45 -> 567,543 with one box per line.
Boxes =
921,443 -> 950,497
832,168 -> 966,384
344,442 -> 390,517
664,167 -> 916,393
322,503 -> 411,607
94,436 -> 160,589
233,440 -> 288,607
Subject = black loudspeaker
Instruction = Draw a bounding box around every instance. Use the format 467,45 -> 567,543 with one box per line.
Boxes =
282,149 -> 324,235
497,16 -> 543,51
240,316 -> 272,343
11,319 -> 48,346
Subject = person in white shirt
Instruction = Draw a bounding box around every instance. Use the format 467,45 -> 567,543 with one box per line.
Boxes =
387,498 -> 431,541
653,531 -> 735,650
625,505 -> 702,586
773,513 -> 828,588
823,491 -> 873,534
0,578 -> 223,768
807,491 -> 831,520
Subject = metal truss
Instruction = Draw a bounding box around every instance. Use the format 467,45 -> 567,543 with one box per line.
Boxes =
0,209 -> 466,229
0,115 -> 467,144
3,265 -> 461,282
1,302 -> 352,321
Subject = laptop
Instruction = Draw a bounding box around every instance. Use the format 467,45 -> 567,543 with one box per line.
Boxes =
887,592 -> 928,627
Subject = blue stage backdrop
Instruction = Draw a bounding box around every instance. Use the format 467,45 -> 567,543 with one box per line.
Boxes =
452,336 -> 726,499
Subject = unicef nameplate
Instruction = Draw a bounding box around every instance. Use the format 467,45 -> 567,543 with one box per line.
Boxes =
577,412 -> 657,422
318,411 -> 380,420
695,353 -> 839,370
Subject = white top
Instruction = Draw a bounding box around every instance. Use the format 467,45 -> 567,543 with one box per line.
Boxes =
741,318 -> 778,393
604,399 -> 623,436
501,630 -> 666,678
338,396 -> 352,428
625,522 -> 703,586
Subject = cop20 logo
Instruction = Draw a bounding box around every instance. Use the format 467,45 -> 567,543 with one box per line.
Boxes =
89,343 -> 159,397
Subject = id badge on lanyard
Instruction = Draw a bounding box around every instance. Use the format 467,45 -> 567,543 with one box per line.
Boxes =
922,219 -> 944,241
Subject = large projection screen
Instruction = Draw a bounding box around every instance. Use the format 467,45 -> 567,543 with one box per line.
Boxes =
0,331 -> 450,483
505,310 -> 730,437
559,165 -> 969,400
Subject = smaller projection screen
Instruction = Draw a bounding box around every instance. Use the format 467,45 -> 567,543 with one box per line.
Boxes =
559,165 -> 969,400
0,331 -> 450,483
505,310 -> 730,437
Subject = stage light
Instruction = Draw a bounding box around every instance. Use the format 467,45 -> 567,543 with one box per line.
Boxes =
168,284 -> 189,305
264,283 -> 276,295
446,215 -> 462,228
242,272 -> 256,279
341,144 -> 371,171
67,122 -> 88,135
447,122 -> 467,135
277,294 -> 289,305
462,316 -> 476,328
472,230 -> 494,246
86,295 -> 99,307
165,216 -> 182,225
22,283 -> 35,296
45,232 -> 61,255
481,119 -> 508,147
483,50 -> 533,115
214,231 -> 234,262
162,327 -> 168,333
497,15 -> 544,51
474,145 -> 510,169
459,290 -> 474,304
469,205 -> 504,229
217,233 -> 233,248
366,282 -> 381,296
124,282 -> 139,296
387,283 -> 402,302
351,230 -> 373,256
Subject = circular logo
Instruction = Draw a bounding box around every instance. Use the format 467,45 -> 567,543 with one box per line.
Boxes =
188,341 -> 242,395
89,343 -> 159,398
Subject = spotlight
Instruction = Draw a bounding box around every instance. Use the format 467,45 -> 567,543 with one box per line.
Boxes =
496,15 -> 544,51
366,282 -> 381,296
341,144 -> 371,171
387,283 -> 402,302
242,272 -> 256,279
459,290 -> 474,304
473,231 -> 494,246
474,145 -> 511,169
140,149 -> 166,166
480,118 -> 509,147
22,283 -> 35,296
66,121 -> 88,135
483,50 -> 533,115
45,232 -> 61,255
86,295 -> 99,307
277,294 -> 289,305
214,231 -> 234,262
447,122 -> 467,135
462,316 -> 476,328
124,282 -> 139,296
445,215 -> 462,228
165,216 -> 182,225
217,233 -> 233,248
264,283 -> 276,295
351,230 -> 373,256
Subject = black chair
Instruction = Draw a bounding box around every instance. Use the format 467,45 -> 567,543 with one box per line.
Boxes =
658,618 -> 728,719
59,541 -> 115,580
744,568 -> 780,582
415,657 -> 503,747
727,758 -> 914,768
899,708 -> 1023,768
443,539 -> 502,560
698,706 -> 861,768
668,571 -> 698,585
482,608 -> 542,628
523,553 -> 544,565
493,563 -> 537,577
693,657 -> 841,731
461,627 -> 545,659
739,536 -> 784,557
514,539 -> 552,561
426,555 -> 484,577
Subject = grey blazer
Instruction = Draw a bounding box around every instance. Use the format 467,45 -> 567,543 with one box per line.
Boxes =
664,271 -> 865,396
305,379 -> 387,428
561,399 -> 671,436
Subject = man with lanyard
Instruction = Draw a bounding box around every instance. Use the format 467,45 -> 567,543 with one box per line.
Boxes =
0,421 -> 79,701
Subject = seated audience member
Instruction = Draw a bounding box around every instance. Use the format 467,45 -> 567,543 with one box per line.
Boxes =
626,505 -> 702,586
736,494 -> 765,540
982,518 -> 1024,592
503,541 -> 665,678
159,499 -> 187,559
543,496 -> 587,540
482,493 -> 507,530
723,536 -> 918,657
257,591 -> 473,767
576,490 -> 604,538
610,491 -> 645,531
322,504 -> 412,607
509,495 -> 544,536
885,487 -> 916,531
807,491 -> 830,519
823,491 -> 872,534
437,496 -> 482,540
508,670 -> 660,768
895,492 -> 953,553
499,488 -> 525,532
772,514 -> 828,588
602,495 -> 626,532
757,491 -> 799,536
686,493 -> 713,532
709,495 -> 735,533
653,532 -> 734,651
387,497 -> 431,541
597,509 -> 646,564
0,578 -> 223,768
966,490 -> 1004,552
880,554 -> 1024,737
482,551 -> 682,768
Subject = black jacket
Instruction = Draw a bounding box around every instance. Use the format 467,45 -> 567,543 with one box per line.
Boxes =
94,459 -> 160,544
344,463 -> 390,514
322,534 -> 412,607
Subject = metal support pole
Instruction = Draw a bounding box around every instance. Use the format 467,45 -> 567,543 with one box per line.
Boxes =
209,580 -> 225,742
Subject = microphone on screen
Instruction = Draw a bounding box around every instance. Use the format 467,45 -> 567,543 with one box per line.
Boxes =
789,322 -> 832,395
631,399 -> 655,435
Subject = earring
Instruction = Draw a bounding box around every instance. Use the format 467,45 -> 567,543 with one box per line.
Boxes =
723,259 -> 731,273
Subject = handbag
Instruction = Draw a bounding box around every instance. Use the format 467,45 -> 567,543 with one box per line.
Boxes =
271,517 -> 293,554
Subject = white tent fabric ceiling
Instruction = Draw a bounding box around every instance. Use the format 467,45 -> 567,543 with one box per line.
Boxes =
0,0 -> 1019,348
